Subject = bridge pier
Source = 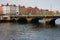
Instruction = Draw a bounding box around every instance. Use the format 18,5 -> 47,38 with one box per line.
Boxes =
0,16 -> 3,20
26,18 -> 32,23
10,17 -> 19,22
0,16 -> 10,20
0,16 -> 10,22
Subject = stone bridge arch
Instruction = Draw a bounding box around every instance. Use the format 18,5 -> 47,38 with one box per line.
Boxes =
17,17 -> 27,23
31,17 -> 41,23
44,18 -> 57,24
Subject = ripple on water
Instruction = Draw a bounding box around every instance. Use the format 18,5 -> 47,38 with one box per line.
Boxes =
0,23 -> 60,40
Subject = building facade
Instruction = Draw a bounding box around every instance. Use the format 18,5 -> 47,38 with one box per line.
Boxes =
0,6 -> 3,14
32,7 -> 40,14
6,4 -> 10,14
2,4 -> 10,14
2,5 -> 7,14
2,4 -> 19,15
0,4 -> 60,15
19,6 -> 28,15
16,6 -> 19,15
10,5 -> 17,15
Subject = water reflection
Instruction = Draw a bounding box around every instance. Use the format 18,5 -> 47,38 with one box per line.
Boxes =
0,23 -> 60,40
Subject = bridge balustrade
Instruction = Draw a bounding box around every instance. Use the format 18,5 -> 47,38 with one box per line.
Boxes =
0,13 -> 60,17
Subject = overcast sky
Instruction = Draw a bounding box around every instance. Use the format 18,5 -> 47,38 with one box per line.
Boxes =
0,0 -> 60,11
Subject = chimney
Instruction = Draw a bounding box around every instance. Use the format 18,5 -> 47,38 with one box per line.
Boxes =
22,6 -> 25,8
1,4 -> 4,6
45,9 -> 48,11
6,3 -> 9,6
13,4 -> 16,6
19,5 -> 21,7
35,7 -> 38,9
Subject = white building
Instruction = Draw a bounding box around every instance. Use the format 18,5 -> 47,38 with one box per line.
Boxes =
2,4 -> 19,15
10,5 -> 17,15
3,5 -> 7,14
2,4 -> 10,14
16,6 -> 19,15
6,6 -> 10,14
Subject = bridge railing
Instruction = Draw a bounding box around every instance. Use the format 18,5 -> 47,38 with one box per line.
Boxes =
0,13 -> 60,17
9,13 -> 60,17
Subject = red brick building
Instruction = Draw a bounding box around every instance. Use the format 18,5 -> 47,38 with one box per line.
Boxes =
19,6 -> 28,15
27,7 -> 40,15
19,5 -> 60,15
0,6 -> 3,14
19,6 -> 40,15
48,11 -> 55,14
55,11 -> 60,14
32,7 -> 40,14
27,7 -> 33,15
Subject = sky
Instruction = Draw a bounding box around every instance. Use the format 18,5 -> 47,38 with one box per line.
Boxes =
0,0 -> 60,11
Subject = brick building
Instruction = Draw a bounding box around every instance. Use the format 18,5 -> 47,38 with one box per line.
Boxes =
48,11 -> 55,14
27,7 -> 40,15
0,6 -> 3,14
27,7 -> 33,15
19,6 -> 28,15
0,4 -> 60,15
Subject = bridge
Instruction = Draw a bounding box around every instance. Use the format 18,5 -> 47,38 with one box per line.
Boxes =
0,14 -> 60,24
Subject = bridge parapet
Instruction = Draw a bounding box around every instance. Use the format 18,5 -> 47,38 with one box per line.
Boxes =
0,14 -> 60,18
9,14 -> 60,18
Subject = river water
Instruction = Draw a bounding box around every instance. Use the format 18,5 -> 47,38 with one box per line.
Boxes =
0,19 -> 60,40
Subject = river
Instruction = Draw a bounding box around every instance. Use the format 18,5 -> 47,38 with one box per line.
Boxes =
0,19 -> 60,40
